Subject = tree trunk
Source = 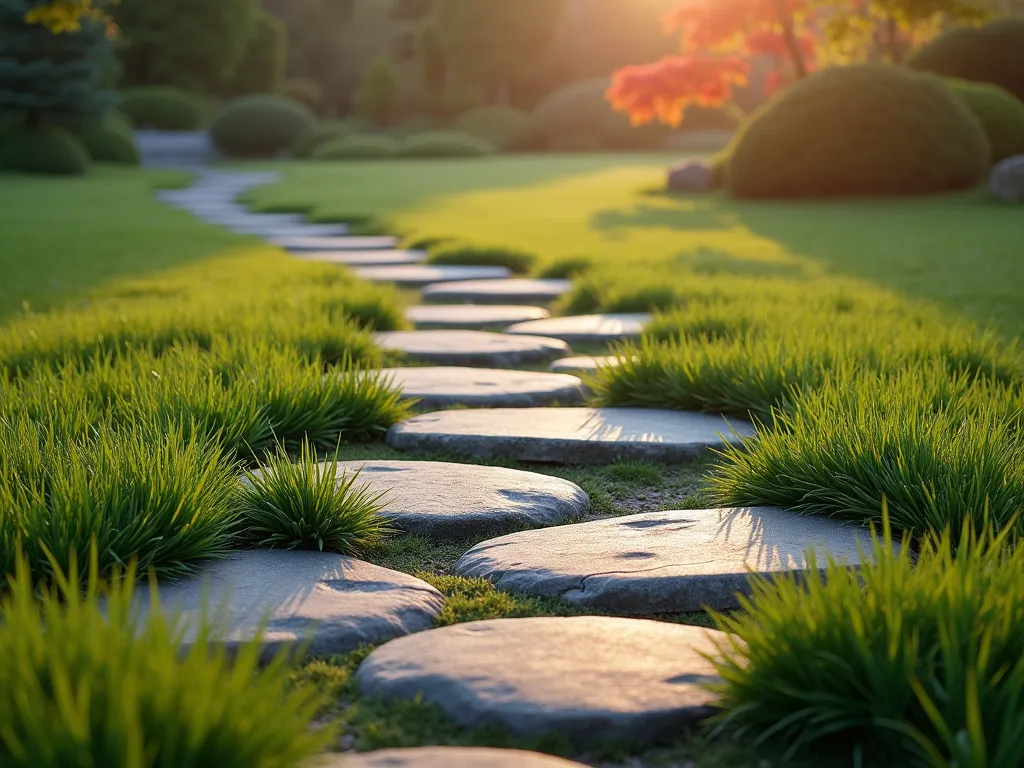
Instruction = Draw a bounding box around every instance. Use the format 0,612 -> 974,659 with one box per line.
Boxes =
776,0 -> 807,78
885,14 -> 903,64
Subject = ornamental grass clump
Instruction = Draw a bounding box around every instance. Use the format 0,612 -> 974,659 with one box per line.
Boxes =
0,551 -> 330,767
239,441 -> 393,553
712,515 -> 1024,767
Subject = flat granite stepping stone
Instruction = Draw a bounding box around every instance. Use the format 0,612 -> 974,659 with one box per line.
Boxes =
421,278 -> 572,305
321,747 -> 587,767
506,313 -> 650,344
334,460 -> 589,538
298,250 -> 426,267
354,265 -> 511,288
380,367 -> 585,409
375,331 -> 570,368
387,407 -> 754,464
356,616 -> 723,746
128,550 -> 443,661
407,304 -> 550,330
271,235 -> 398,252
548,355 -> 624,374
234,224 -> 351,238
456,508 -> 882,613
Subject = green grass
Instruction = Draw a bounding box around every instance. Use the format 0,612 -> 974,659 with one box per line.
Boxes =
425,242 -> 537,274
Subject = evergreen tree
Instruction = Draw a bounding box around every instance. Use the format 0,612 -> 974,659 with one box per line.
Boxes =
0,0 -> 114,127
353,55 -> 398,126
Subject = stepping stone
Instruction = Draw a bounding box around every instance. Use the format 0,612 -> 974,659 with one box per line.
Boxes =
456,508 -> 883,613
356,617 -> 723,746
380,367 -> 585,409
354,265 -> 510,288
387,407 -> 754,464
271,235 -> 398,252
325,747 -> 587,768
421,279 -> 572,305
375,331 -> 569,368
128,550 -> 443,661
334,460 -> 589,538
231,223 -> 350,238
506,314 -> 650,345
298,250 -> 426,267
549,355 -> 624,374
407,304 -> 550,330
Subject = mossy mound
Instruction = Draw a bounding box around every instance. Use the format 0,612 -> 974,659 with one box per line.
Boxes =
0,125 -> 91,175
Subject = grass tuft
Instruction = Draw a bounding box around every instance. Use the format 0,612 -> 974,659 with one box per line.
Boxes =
426,242 -> 537,274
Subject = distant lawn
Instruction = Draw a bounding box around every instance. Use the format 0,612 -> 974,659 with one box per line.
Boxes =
245,154 -> 1024,338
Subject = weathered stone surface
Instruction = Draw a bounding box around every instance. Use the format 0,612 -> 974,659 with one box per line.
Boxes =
548,355 -> 624,374
407,304 -> 550,330
271,235 -> 399,252
374,331 -> 569,368
355,617 -> 723,746
198,212 -> 307,227
387,407 -> 754,464
506,314 -> 649,344
991,154 -> 1024,203
128,550 -> 443,660
354,265 -> 510,288
298,250 -> 427,267
137,130 -> 215,168
335,460 -> 589,538
456,508 -> 881,613
380,367 -> 585,409
228,222 -> 350,238
667,160 -> 713,193
421,279 -> 572,305
320,747 -> 587,768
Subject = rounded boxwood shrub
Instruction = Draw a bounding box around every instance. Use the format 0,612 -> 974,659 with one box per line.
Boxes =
454,106 -> 533,151
389,116 -> 444,139
0,126 -> 90,175
76,118 -> 141,164
908,18 -> 1024,103
532,78 -> 657,151
726,65 -> 991,199
312,133 -> 399,160
290,119 -> 362,158
397,130 -> 494,158
118,86 -> 203,131
945,78 -> 1024,163
281,78 -> 324,114
210,94 -> 316,157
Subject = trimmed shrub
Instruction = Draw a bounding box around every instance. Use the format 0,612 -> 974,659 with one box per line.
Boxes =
945,78 -> 1024,163
281,77 -> 324,114
908,18 -> 1024,103
726,65 -> 991,198
353,55 -> 398,126
538,256 -> 594,279
210,94 -> 316,157
397,130 -> 495,158
226,10 -> 286,96
312,133 -> 399,160
454,106 -> 534,151
0,125 -> 90,175
290,119 -> 362,158
427,243 -> 536,274
76,118 -> 141,164
389,116 -> 444,138
117,86 -> 203,131
532,78 -> 659,150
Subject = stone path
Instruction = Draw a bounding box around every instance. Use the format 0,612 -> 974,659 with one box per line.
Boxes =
356,617 -> 723,747
299,250 -> 427,267
335,460 -> 589,538
455,507 -> 882,613
375,331 -> 570,368
549,355 -> 625,373
128,551 -> 443,661
406,304 -> 550,329
506,313 -> 650,345
272,235 -> 399,252
387,407 -> 755,463
323,748 -> 587,767
421,278 -> 572,305
353,265 -> 511,288
379,367 -> 586,409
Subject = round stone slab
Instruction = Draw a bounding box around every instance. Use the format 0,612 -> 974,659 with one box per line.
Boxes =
421,278 -> 572,305
353,265 -> 510,288
548,355 -> 624,374
127,550 -> 443,661
230,223 -> 350,238
374,331 -> 570,368
506,314 -> 650,344
355,617 -> 723,746
456,508 -> 882,613
271,235 -> 398,252
297,250 -> 426,267
407,304 -> 550,330
322,747 -> 587,768
387,407 -> 755,464
380,367 -> 585,409
335,460 -> 589,538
